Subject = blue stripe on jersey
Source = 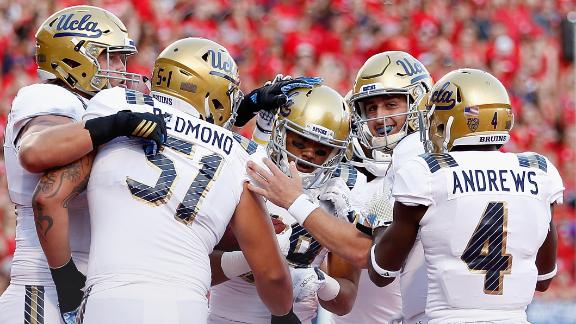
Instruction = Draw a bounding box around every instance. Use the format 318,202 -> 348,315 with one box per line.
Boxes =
332,162 -> 358,189
125,89 -> 154,106
420,153 -> 459,173
232,133 -> 258,155
517,153 -> 547,172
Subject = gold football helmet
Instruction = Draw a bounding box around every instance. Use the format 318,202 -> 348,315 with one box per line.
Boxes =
269,85 -> 351,189
152,38 -> 242,128
349,51 -> 432,163
36,5 -> 139,96
426,68 -> 514,152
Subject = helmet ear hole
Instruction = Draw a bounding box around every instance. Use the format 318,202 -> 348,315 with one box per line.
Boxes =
212,99 -> 224,111
62,58 -> 80,68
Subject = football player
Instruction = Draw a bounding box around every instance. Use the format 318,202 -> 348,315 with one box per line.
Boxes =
0,6 -> 162,324
245,51 -> 433,323
369,69 -> 563,323
209,85 -> 361,324
52,37 -> 293,323
332,51 -> 433,324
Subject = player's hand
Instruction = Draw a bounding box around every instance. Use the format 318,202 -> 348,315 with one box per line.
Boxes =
50,259 -> 85,322
246,159 -> 303,210
318,178 -> 352,220
234,76 -> 323,127
85,110 -> 167,153
290,267 -> 326,303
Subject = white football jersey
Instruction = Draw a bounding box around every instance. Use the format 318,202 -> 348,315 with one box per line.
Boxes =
3,83 -> 90,286
393,150 -> 564,323
209,163 -> 360,323
330,174 -> 402,324
83,88 -> 259,301
391,132 -> 428,321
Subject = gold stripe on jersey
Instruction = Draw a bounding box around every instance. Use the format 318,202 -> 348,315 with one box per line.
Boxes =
24,285 -> 44,324
239,271 -> 255,284
420,153 -> 459,173
516,153 -> 547,172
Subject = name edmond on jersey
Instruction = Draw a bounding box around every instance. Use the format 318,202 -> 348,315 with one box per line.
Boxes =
452,169 -> 538,195
152,107 -> 234,155
53,14 -> 103,38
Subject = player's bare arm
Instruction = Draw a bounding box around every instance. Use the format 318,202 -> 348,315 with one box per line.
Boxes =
230,182 -> 292,316
319,252 -> 361,316
247,158 -> 373,268
368,202 -> 427,287
31,153 -> 94,315
209,251 -> 229,286
535,214 -> 558,292
18,115 -> 79,173
32,153 -> 94,268
19,111 -> 166,173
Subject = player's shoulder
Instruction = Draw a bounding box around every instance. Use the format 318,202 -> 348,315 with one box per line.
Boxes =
513,151 -> 553,173
91,87 -> 145,108
409,152 -> 459,175
10,83 -> 85,122
14,83 -> 77,100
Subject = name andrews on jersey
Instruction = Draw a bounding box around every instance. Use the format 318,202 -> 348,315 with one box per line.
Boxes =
452,169 -> 538,195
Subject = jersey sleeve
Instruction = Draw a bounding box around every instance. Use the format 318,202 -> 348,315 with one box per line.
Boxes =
544,156 -> 564,205
9,84 -> 85,141
83,87 -> 130,120
392,156 -> 434,207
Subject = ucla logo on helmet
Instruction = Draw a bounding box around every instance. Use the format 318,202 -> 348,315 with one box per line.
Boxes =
53,14 -> 103,39
206,49 -> 238,81
395,57 -> 429,83
430,81 -> 456,110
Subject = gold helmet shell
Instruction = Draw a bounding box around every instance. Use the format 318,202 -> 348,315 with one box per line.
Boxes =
152,38 -> 242,128
35,5 -> 139,96
426,68 -> 514,152
269,85 -> 351,189
350,51 -> 432,162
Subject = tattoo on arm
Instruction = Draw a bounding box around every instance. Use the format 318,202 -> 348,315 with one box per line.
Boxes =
32,154 -> 93,242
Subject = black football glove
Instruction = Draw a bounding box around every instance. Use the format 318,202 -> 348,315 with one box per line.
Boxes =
84,110 -> 167,153
234,76 -> 323,127
50,258 -> 86,315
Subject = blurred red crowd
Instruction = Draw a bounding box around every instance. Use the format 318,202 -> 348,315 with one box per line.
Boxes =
0,0 -> 574,298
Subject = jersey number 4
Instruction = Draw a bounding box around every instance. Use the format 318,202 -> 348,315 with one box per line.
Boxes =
461,201 -> 513,295
126,136 -> 223,225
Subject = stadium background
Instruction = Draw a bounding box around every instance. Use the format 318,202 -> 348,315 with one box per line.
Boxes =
0,0 -> 573,322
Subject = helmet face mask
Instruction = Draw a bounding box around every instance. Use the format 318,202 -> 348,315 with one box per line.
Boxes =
151,38 -> 242,128
425,68 -> 514,153
350,51 -> 432,163
268,85 -> 351,189
35,5 -> 140,96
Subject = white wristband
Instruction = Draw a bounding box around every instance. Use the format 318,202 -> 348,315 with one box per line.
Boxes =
288,194 -> 320,225
317,273 -> 340,301
537,265 -> 557,281
370,245 -> 401,278
221,251 -> 251,279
